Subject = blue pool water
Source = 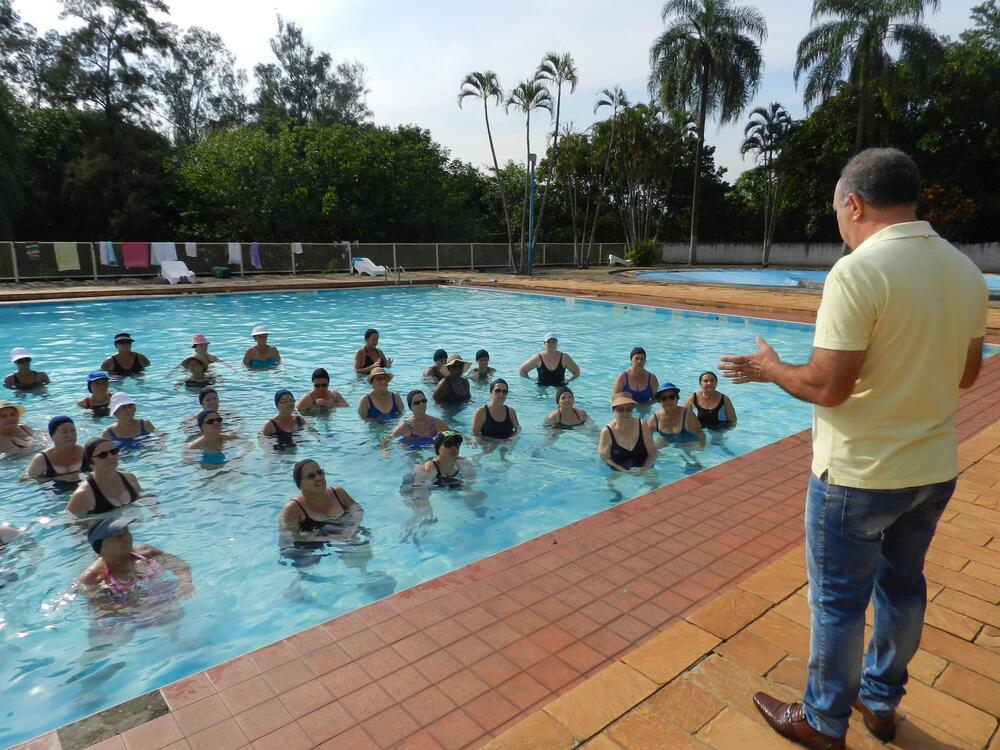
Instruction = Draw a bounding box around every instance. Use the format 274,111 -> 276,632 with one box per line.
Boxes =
638,268 -> 1000,291
0,286 -> 834,745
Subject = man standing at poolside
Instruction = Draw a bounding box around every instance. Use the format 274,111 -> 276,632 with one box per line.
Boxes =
718,148 -> 987,750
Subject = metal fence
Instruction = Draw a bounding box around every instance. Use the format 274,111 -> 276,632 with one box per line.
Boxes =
0,241 -> 629,282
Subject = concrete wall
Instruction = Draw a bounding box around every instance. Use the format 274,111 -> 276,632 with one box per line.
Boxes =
661,242 -> 1000,272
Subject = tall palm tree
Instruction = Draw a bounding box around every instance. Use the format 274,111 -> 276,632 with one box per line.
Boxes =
794,0 -> 941,153
458,71 -> 515,270
649,0 -> 767,265
584,86 -> 628,266
506,79 -> 553,271
741,102 -> 793,266
533,51 -> 578,247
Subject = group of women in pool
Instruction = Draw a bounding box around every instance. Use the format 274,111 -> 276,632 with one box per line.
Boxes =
0,325 -> 737,607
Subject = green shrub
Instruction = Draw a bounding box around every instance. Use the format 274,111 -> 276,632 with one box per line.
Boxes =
626,240 -> 659,266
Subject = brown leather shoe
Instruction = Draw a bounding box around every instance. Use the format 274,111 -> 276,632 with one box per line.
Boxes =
753,692 -> 846,750
853,698 -> 896,742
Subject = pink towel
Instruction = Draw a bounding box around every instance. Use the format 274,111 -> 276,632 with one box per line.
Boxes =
122,242 -> 149,269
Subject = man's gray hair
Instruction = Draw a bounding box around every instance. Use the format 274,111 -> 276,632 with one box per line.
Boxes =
838,148 -> 921,207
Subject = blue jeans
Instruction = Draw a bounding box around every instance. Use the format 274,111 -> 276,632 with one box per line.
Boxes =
802,472 -> 955,738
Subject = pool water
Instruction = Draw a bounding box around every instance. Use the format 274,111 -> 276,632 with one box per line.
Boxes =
2,286 -> 828,746
638,268 -> 1000,291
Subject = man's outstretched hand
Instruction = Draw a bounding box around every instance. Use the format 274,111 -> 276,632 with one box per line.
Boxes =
719,336 -> 780,384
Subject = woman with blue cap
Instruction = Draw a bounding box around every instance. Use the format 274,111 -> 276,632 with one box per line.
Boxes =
5,347 -> 49,390
518,334 -> 580,386
77,372 -> 113,415
0,400 -> 33,452
648,383 -> 705,449
261,389 -> 308,447
186,409 -> 240,464
66,438 -> 142,516
25,416 -> 89,479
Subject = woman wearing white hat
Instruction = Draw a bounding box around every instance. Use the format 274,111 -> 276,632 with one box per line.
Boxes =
432,354 -> 472,405
242,325 -> 281,368
358,367 -> 405,421
599,393 -> 657,472
4,348 -> 49,390
518,334 -> 580,387
0,400 -> 33,452
102,393 -> 156,447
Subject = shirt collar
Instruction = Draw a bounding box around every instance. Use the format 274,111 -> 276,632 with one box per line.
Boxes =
854,221 -> 938,253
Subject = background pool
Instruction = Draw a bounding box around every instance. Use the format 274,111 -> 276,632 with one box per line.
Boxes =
638,268 -> 1000,291
2,286 -> 827,746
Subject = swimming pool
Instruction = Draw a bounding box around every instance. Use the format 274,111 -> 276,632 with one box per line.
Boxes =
637,268 -> 1000,291
1,286 -> 831,745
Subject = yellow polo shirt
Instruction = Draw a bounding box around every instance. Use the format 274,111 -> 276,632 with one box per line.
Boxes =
811,221 -> 987,489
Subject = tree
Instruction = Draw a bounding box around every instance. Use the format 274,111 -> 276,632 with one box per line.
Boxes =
458,71 -> 515,269
740,102 -> 793,265
794,0 -> 942,153
253,15 -> 370,127
0,82 -> 22,236
505,78 -> 553,271
533,52 -> 577,246
583,86 -> 628,265
965,0 -> 1000,51
650,0 -> 766,264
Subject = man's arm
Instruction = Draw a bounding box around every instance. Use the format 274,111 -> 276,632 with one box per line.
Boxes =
961,337 -> 984,389
719,336 -> 865,408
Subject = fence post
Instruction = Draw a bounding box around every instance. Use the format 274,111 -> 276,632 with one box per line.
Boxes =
291,244 -> 296,275
435,244 -> 440,272
541,243 -> 546,266
470,243 -> 474,270
392,243 -> 397,270
9,241 -> 18,283
599,243 -> 603,265
89,242 -> 98,281
346,242 -> 353,274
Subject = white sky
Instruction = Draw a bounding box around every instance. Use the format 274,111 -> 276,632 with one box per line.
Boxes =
14,0 -> 977,180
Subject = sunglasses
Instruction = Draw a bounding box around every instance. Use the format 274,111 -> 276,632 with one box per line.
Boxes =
411,398 -> 427,406
659,394 -> 678,401
305,468 -> 325,480
94,447 -> 121,459
203,417 -> 223,425
313,382 -> 329,388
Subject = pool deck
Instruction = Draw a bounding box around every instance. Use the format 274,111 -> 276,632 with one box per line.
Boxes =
9,272 -> 1000,750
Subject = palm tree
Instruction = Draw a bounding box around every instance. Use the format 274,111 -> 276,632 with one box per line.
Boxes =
533,52 -> 578,248
584,86 -> 628,266
794,0 -> 941,153
741,102 -> 793,266
458,71 -> 515,270
506,79 -> 553,271
649,0 -> 767,265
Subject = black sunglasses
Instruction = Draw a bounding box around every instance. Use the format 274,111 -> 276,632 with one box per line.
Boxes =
203,417 -> 223,425
94,447 -> 121,459
305,468 -> 325,480
411,398 -> 427,406
659,394 -> 678,401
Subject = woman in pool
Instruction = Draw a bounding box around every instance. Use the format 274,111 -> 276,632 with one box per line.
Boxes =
103,393 -> 156,445
424,349 -> 448,380
519,334 -> 580,386
78,517 -> 193,607
186,409 -> 240,463
101,333 -> 150,377
78,372 -> 113,415
382,390 -> 449,451
683,371 -> 738,431
180,357 -> 212,389
470,349 -> 496,381
599,394 -> 657,472
354,328 -> 392,374
261,390 -> 309,446
66,438 -> 141,516
188,334 -> 223,366
358,368 -> 405,421
242,325 -> 281,368
296,368 -> 348,411
544,386 -> 589,428
648,383 -> 705,449
25,416 -> 89,479
0,400 -> 33,452
433,354 -> 472,405
281,459 -> 364,540
611,347 -> 659,405
412,431 -> 476,487
5,347 -> 49,390
472,379 -> 520,440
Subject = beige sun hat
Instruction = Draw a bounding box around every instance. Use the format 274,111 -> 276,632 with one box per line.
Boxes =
366,366 -> 394,384
611,393 -> 638,410
0,399 -> 26,418
443,353 -> 471,374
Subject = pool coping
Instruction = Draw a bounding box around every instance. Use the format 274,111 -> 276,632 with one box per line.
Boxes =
8,282 -> 1000,750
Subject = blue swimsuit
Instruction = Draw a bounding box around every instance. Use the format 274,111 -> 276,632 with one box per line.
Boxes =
106,420 -> 151,448
657,409 -> 698,444
367,394 -> 401,420
249,357 -> 278,368
622,372 -> 654,404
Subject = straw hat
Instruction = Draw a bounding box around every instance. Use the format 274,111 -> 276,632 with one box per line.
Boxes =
611,393 -> 638,409
367,366 -> 394,384
0,399 -> 25,418
443,353 -> 471,374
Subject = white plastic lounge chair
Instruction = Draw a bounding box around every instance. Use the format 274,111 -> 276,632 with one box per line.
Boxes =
160,260 -> 196,284
352,257 -> 389,276
608,254 -> 634,267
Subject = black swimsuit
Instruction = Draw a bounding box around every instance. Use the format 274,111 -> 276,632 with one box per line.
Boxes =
481,405 -> 515,439
87,472 -> 139,514
432,460 -> 463,487
36,450 -> 89,478
361,349 -> 386,369
607,424 -> 649,469
109,354 -> 145,376
7,372 -> 44,390
554,408 -> 585,429
269,416 -> 305,447
437,377 -> 471,404
692,393 -> 729,429
536,353 -> 566,386
293,493 -> 349,534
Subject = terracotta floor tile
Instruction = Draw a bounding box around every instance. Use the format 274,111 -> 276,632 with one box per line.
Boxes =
463,690 -> 520,733
397,730 -> 445,749
357,598 -> 400,626
207,657 -> 260,692
447,634 -> 494,667
470,651 -> 520,688
339,681 -> 396,724
453,606 -> 495,634
556,640 -> 605,674
477,621 -> 521,651
580,599 -> 621,625
185,717 -> 249,750
529,623 -> 577,654
606,614 -> 651,644
317,661 -> 372,699
402,686 -> 457,725
249,641 -> 297,674
356,645 -> 408,681
505,608 -> 547,636
528,655 -> 577,692
173,694 -> 231,736
220,676 -> 276,715
405,601 -> 454,629
363,705 -> 421,748
320,612 -> 367,640
392,632 -> 440,663
315,725 -> 378,750
297,700 -> 356,745
427,710 -> 484,749
371,615 -> 418,645
414,649 -> 465,683
495,672 -> 549,712
122,714 -> 183,750
500,637 -> 549,670
277,678 -> 334,719
249,722 -> 312,750
558,611 -> 602,639
582,628 -> 631,659
437,668 -> 491,706
380,663 -> 432,702
162,673 -> 217,711
260,659 -> 313,694
234,697 -> 293,742
480,595 -> 522,620
284,625 -> 332,657
508,583 -> 548,607
337,629 -> 386,660
425,618 -> 472,648
630,601 -> 673,629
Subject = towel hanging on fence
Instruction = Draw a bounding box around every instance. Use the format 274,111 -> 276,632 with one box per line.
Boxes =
122,242 -> 149,269
54,241 -> 81,272
250,242 -> 262,270
227,242 -> 242,265
292,242 -> 303,255
150,241 -> 177,266
99,241 -> 117,266
25,243 -> 41,261
185,242 -> 197,258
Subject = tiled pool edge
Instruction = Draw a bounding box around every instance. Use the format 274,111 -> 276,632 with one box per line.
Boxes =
12,354 -> 1000,750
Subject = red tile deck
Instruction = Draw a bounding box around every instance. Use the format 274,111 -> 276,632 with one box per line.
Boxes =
12,294 -> 1000,750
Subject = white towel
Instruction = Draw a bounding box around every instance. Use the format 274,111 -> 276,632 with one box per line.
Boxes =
99,241 -> 117,266
292,242 -> 303,255
185,242 -> 197,258
227,242 -> 242,265
150,241 -> 177,266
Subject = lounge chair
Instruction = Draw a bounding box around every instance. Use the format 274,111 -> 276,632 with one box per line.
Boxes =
608,254 -> 634,267
352,257 -> 389,276
160,260 -> 196,284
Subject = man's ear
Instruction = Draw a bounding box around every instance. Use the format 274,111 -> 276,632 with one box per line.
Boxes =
846,192 -> 864,221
